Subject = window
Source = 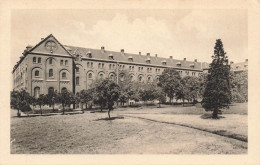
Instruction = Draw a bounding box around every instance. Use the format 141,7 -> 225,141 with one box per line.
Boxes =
130,75 -> 134,82
65,60 -> 68,65
88,73 -> 92,79
98,63 -> 101,68
99,73 -> 103,79
48,87 -> 54,94
102,63 -> 104,68
49,59 -> 53,65
34,87 -> 40,98
61,87 -> 67,93
76,67 -> 79,73
109,64 -> 112,70
62,72 -> 66,79
35,70 -> 39,77
76,77 -> 79,85
87,62 -> 90,68
91,62 -> 93,68
138,76 -> 143,82
60,60 -> 63,65
38,58 -> 41,63
33,57 -> 36,63
49,69 -> 53,77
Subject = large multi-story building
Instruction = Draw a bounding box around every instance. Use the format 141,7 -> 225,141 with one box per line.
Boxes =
12,34 -> 210,97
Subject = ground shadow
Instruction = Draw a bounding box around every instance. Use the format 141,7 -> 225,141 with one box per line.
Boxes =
200,113 -> 225,119
90,111 -> 107,113
94,116 -> 124,121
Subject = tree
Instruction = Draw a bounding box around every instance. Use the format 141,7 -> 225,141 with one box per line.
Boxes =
154,86 -> 166,108
158,68 -> 181,103
56,89 -> 75,115
46,90 -> 58,112
11,90 -> 31,117
202,39 -> 232,119
78,89 -> 94,113
36,94 -> 47,115
230,71 -> 248,102
93,79 -> 120,119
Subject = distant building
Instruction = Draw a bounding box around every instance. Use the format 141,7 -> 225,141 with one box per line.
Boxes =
12,34 -> 209,97
230,59 -> 248,73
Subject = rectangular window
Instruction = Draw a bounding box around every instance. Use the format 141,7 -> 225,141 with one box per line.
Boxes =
76,67 -> 79,73
76,77 -> 79,85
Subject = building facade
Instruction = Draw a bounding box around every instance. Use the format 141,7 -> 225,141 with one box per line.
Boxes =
12,34 -> 210,97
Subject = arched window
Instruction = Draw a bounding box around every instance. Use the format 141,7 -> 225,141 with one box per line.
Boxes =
138,76 -> 143,82
61,87 -> 67,93
76,67 -> 79,73
49,59 -> 53,65
48,87 -> 54,94
38,57 -> 41,63
35,70 -> 39,77
60,60 -> 63,65
62,72 -> 66,79
87,62 -> 90,68
34,87 -> 40,98
49,69 -> 53,77
76,77 -> 79,85
33,57 -> 36,63
65,60 -> 68,65
88,73 -> 92,79
100,73 -> 103,79
130,75 -> 134,82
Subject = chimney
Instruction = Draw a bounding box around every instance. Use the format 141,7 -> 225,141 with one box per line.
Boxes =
121,49 -> 124,55
194,59 -> 197,62
170,56 -> 172,59
245,59 -> 248,62
41,38 -> 44,40
147,53 -> 150,56
230,61 -> 234,64
139,52 -> 141,55
155,54 -> 158,57
26,45 -> 33,51
184,58 -> 186,61
101,46 -> 105,53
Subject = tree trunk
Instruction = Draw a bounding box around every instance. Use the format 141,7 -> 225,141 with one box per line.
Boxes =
158,103 -> 161,108
212,107 -> 219,119
40,106 -> 42,115
108,109 -> 110,119
52,104 -> 55,112
182,98 -> 185,107
17,109 -> 21,117
62,104 -> 65,115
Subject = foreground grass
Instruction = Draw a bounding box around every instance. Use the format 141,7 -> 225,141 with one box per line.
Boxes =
11,103 -> 247,154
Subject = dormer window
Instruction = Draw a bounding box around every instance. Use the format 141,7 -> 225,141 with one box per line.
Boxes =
109,54 -> 114,60
146,58 -> 151,64
162,60 -> 166,65
177,62 -> 181,67
128,56 -> 133,62
190,63 -> 195,68
87,50 -> 92,58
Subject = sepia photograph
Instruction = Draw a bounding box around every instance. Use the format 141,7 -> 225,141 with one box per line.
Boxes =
10,9 -> 248,154
1,0 -> 260,164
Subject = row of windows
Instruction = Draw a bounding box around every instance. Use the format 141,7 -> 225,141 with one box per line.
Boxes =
34,87 -> 67,98
109,64 -> 116,70
33,57 -> 69,66
33,57 -> 41,64
87,62 -> 93,68
98,63 -> 105,69
147,67 -> 152,73
129,65 -> 134,71
34,69 -> 67,79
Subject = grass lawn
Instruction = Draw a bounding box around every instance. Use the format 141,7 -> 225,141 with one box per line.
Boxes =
11,103 -> 247,154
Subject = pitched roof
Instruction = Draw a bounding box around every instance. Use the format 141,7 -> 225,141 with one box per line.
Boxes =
64,45 -> 206,70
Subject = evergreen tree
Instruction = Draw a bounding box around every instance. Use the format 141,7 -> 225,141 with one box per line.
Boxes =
202,39 -> 232,119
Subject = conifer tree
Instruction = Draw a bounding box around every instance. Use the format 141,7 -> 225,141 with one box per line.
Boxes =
202,39 -> 232,119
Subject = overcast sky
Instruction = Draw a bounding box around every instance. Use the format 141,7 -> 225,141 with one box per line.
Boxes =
11,9 -> 247,66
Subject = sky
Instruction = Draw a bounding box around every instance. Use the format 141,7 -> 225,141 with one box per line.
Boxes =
11,9 -> 247,66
